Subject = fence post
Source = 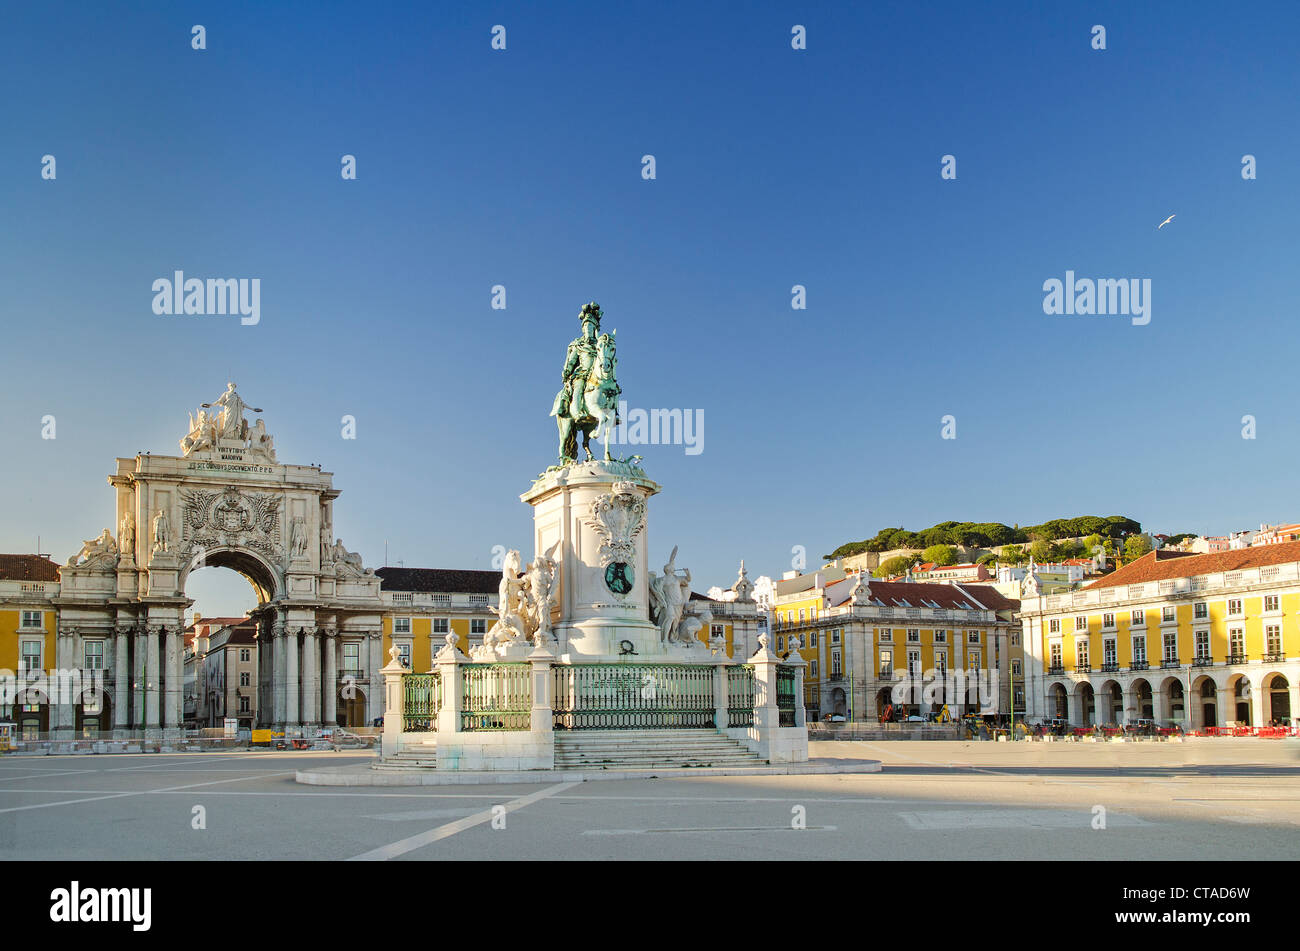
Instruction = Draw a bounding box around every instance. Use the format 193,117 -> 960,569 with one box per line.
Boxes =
712,655 -> 732,731
380,644 -> 407,758
529,642 -> 554,735
785,643 -> 808,728
750,633 -> 781,736
435,633 -> 469,734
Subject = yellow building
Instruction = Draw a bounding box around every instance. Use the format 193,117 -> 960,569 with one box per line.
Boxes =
0,555 -> 63,737
771,564 -> 1022,722
1019,543 -> 1300,728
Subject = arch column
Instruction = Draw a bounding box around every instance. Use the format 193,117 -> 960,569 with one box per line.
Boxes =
133,627 -> 147,732
1289,680 -> 1299,727
113,627 -> 130,736
1216,686 -> 1233,727
145,627 -> 161,735
272,621 -> 287,730
301,628 -> 320,732
322,630 -> 338,728
53,626 -> 76,737
285,628 -> 300,731
366,632 -> 383,724
164,628 -> 181,735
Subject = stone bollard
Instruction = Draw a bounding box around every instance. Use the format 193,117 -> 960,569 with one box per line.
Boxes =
380,644 -> 407,759
529,642 -> 555,735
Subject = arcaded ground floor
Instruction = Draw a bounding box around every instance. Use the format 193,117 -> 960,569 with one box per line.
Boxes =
0,740 -> 1297,860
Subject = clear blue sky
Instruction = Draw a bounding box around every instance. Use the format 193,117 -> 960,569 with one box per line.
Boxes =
2,1 -> 1297,616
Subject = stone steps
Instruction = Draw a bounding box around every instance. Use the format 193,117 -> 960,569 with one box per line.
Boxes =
554,729 -> 763,769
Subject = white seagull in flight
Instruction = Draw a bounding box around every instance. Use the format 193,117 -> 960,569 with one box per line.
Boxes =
1158,214 -> 1176,229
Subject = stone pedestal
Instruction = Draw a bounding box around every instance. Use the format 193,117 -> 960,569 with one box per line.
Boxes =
522,460 -> 671,662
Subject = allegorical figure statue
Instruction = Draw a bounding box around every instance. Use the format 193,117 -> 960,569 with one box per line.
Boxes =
120,512 -> 136,555
550,302 -> 621,465
202,382 -> 262,441
648,545 -> 692,645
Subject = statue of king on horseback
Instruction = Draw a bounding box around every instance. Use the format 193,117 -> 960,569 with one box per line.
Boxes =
550,301 -> 622,465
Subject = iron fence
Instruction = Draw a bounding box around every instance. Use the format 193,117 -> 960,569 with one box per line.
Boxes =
553,663 -> 715,730
727,665 -> 755,728
401,672 -> 441,732
461,663 -> 531,731
776,665 -> 797,727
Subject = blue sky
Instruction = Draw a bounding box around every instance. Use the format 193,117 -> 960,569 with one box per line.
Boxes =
2,1 -> 1297,616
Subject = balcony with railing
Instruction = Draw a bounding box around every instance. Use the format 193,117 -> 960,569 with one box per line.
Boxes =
1225,653 -> 1246,665
1263,651 -> 1286,663
1191,656 -> 1215,668
1160,658 -> 1181,669
1099,662 -> 1119,673
1130,660 -> 1149,671
1047,664 -> 1065,676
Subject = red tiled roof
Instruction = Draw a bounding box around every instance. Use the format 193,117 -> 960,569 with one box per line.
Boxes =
0,554 -> 61,582
827,578 -> 984,611
1085,541 -> 1300,589
955,583 -> 1021,613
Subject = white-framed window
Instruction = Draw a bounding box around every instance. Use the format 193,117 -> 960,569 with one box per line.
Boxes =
240,671 -> 251,687
777,636 -> 785,652
1049,619 -> 1061,634
1227,599 -> 1243,617
342,642 -> 360,672
832,650 -> 842,676
1103,639 -> 1117,666
20,610 -> 42,629
393,617 -> 412,635
967,649 -> 981,670
397,642 -> 412,667
809,631 -> 818,648
1161,606 -> 1176,623
240,648 -> 250,662
809,660 -> 818,678
907,650 -> 920,676
1011,659 -> 1022,677
879,649 -> 892,676
433,618 -> 449,634
1193,602 -> 1208,620
934,629 -> 947,643
1049,642 -> 1062,667
799,609 -> 805,622
967,630 -> 979,643
1229,628 -> 1244,656
710,624 -> 724,640
878,628 -> 892,642
1266,625 -> 1282,655
1130,610 -> 1146,627
1264,595 -> 1280,612
831,629 -> 840,644
1075,616 -> 1088,631
470,619 -> 486,635
935,652 -> 947,678
1076,640 -> 1089,667
1194,630 -> 1210,660
1162,631 -> 1178,662
907,629 -> 919,642
1132,635 -> 1147,664
83,641 -> 104,670
21,640 -> 42,672
1011,631 -> 1021,646
239,696 -> 250,713
1102,612 -> 1116,629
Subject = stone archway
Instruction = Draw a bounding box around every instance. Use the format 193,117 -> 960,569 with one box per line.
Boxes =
50,384 -> 387,739
1264,673 -> 1291,726
1191,675 -> 1218,730
1074,681 -> 1096,726
1097,680 -> 1123,725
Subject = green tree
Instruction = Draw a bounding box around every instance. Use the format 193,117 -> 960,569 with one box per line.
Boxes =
875,555 -> 915,578
922,544 -> 958,566
1029,539 -> 1051,562
1082,533 -> 1102,555
1124,534 -> 1153,562
998,545 -> 1028,565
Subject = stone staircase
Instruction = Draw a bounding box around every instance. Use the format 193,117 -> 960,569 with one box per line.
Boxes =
554,729 -> 764,769
377,739 -> 438,768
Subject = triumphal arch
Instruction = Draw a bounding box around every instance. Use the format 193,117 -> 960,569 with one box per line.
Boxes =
56,383 -> 385,738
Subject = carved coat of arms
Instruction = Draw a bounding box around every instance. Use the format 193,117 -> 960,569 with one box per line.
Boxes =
180,485 -> 282,559
584,482 -> 646,570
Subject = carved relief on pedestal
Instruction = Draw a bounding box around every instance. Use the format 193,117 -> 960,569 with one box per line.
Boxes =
584,481 -> 646,600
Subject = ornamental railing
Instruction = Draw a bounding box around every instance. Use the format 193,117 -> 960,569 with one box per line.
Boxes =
727,665 -> 755,728
401,672 -> 441,732
461,663 -> 531,731
776,665 -> 798,727
552,664 -> 715,730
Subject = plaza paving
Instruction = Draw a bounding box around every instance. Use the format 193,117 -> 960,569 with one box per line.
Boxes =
1,739 -> 1298,860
